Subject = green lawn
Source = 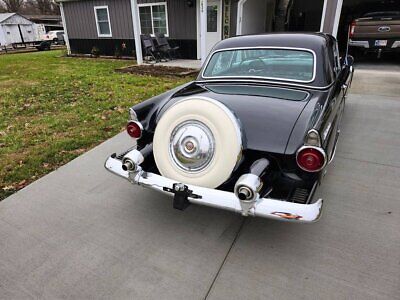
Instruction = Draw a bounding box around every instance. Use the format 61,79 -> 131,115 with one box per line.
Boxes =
0,50 -> 190,200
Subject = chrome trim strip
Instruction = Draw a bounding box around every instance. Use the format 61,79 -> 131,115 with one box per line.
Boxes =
129,108 -> 138,121
105,154 -> 323,223
348,40 -> 369,48
201,46 -> 317,84
305,129 -> 322,147
296,145 -> 327,173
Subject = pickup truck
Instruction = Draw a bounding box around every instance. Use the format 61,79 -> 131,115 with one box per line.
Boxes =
348,11 -> 400,57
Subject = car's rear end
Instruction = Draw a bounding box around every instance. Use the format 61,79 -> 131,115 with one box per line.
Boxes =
104,34 -> 344,223
349,11 -> 400,56
105,84 -> 326,223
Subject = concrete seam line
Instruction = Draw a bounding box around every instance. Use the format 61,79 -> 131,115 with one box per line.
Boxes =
204,217 -> 247,300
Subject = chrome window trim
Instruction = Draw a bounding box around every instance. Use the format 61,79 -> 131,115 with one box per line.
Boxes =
201,46 -> 317,84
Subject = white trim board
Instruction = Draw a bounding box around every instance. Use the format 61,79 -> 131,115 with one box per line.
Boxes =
319,0 -> 327,32
332,0 -> 343,37
59,2 -> 71,54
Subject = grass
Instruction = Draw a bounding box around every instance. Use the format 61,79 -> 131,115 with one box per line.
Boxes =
0,50 -> 191,200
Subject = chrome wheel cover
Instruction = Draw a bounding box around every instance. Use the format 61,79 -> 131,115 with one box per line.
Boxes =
169,120 -> 215,173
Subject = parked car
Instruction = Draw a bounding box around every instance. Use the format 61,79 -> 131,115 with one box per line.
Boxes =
348,11 -> 400,58
105,33 -> 354,223
42,30 -> 65,43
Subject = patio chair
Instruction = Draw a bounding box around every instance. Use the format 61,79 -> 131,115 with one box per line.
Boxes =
141,34 -> 161,63
154,33 -> 179,60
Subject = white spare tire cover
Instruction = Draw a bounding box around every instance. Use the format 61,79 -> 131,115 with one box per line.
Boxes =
153,96 -> 242,188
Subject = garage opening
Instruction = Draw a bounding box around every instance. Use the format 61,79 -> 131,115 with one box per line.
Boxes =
237,0 -> 326,35
337,0 -> 400,52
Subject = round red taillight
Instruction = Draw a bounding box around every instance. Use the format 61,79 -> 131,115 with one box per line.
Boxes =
126,121 -> 142,139
296,147 -> 326,172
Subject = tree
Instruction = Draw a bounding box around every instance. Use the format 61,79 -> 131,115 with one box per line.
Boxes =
1,0 -> 24,12
35,0 -> 58,14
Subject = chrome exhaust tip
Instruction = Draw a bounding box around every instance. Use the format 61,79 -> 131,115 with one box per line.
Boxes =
122,160 -> 136,172
122,149 -> 144,172
237,186 -> 254,201
234,174 -> 262,202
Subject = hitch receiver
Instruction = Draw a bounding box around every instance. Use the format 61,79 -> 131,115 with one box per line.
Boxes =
163,183 -> 202,210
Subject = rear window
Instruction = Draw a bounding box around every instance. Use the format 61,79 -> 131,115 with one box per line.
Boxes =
202,48 -> 315,83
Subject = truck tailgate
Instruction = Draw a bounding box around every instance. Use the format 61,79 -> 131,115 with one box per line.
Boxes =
353,19 -> 400,39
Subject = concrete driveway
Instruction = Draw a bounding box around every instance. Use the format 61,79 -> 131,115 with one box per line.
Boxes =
1,64 -> 399,299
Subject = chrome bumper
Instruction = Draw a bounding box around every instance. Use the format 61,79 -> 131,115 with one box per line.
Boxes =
105,152 -> 323,223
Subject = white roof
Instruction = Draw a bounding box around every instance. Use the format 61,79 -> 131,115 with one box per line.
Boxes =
0,13 -> 33,25
0,13 -> 15,23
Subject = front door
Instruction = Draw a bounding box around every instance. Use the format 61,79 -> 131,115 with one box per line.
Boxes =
206,0 -> 222,55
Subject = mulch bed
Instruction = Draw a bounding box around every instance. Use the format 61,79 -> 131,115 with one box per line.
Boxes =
116,64 -> 199,77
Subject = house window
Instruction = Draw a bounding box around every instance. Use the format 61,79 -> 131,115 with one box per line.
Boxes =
94,6 -> 112,37
138,3 -> 168,36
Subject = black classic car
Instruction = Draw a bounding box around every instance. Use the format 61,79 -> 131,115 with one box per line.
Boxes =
105,33 -> 353,222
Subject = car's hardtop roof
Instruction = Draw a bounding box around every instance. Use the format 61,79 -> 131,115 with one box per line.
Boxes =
212,33 -> 335,53
200,33 -> 336,89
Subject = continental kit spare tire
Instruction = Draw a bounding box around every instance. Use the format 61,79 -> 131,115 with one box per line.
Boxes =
153,96 -> 242,188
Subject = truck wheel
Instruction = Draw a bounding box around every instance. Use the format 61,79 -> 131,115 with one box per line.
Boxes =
153,96 -> 243,188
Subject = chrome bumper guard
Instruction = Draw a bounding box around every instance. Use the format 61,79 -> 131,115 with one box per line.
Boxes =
105,151 -> 323,223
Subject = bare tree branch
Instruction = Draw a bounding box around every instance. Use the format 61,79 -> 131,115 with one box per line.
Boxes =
35,0 -> 55,14
1,0 -> 24,12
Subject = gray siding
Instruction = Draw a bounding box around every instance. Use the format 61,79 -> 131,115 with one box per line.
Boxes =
63,0 -> 134,39
64,0 -> 196,40
166,0 -> 196,39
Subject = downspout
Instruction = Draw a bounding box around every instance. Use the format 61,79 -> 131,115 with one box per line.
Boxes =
332,0 -> 343,38
319,0 -> 327,32
59,2 -> 71,55
130,0 -> 143,65
236,0 -> 245,35
200,0 -> 207,63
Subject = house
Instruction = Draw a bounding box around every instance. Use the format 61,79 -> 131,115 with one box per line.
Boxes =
0,13 -> 43,48
57,0 -> 394,64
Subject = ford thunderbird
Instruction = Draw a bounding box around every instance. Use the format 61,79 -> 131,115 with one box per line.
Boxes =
105,33 -> 354,222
